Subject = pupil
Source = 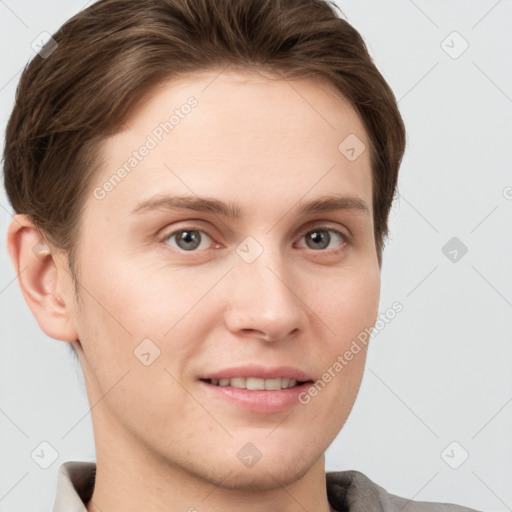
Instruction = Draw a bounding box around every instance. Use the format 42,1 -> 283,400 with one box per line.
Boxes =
178,230 -> 200,250
308,230 -> 329,250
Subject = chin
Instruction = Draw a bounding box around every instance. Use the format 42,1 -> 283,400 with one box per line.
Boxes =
211,459 -> 315,491
180,450 -> 318,492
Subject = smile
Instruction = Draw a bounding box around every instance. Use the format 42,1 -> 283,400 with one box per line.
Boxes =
204,377 -> 304,390
198,366 -> 315,413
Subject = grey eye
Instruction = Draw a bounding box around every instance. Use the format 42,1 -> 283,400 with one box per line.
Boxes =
165,229 -> 212,251
300,228 -> 344,251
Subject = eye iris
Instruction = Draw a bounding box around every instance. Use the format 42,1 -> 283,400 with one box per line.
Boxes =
307,230 -> 330,250
176,230 -> 201,250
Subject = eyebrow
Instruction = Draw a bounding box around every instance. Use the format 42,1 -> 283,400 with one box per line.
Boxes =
131,194 -> 370,217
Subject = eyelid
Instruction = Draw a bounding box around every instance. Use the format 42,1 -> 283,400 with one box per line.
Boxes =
297,220 -> 352,244
294,225 -> 350,255
160,223 -> 217,251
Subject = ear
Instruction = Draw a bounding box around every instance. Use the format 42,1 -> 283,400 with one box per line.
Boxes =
6,214 -> 78,343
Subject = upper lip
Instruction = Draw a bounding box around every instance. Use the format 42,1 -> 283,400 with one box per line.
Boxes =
200,365 -> 313,382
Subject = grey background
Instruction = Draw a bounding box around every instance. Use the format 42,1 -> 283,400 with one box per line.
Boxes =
1,1 -> 511,511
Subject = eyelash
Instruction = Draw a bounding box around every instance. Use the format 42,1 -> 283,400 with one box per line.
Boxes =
160,224 -> 351,256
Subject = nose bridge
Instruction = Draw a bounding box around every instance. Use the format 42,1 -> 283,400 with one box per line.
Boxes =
224,235 -> 307,340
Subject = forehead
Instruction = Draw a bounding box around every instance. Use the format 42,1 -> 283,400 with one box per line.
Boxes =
89,68 -> 373,222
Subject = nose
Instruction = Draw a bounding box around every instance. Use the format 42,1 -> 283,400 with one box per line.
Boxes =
223,245 -> 309,343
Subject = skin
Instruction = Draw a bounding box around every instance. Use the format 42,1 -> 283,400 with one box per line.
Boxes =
8,68 -> 380,512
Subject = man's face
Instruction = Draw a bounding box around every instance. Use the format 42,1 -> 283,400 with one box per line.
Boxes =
70,68 -> 380,488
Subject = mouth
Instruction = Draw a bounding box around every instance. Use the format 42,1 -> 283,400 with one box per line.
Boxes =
197,366 -> 315,412
200,377 -> 310,390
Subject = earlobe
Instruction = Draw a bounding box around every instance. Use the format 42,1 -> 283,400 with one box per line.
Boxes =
6,214 -> 78,343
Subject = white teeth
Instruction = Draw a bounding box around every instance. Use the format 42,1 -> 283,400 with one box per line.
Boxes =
208,377 -> 300,389
230,377 -> 246,389
246,377 -> 265,390
264,378 -> 282,390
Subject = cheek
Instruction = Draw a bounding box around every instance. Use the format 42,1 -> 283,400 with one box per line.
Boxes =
322,265 -> 380,343
308,264 -> 379,402
73,252 -> 217,375
77,253 -> 167,333
72,253 -> 156,376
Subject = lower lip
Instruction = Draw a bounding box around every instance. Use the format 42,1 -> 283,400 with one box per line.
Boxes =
199,380 -> 313,413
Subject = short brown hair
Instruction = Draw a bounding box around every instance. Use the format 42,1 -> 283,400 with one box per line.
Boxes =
4,0 -> 405,278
